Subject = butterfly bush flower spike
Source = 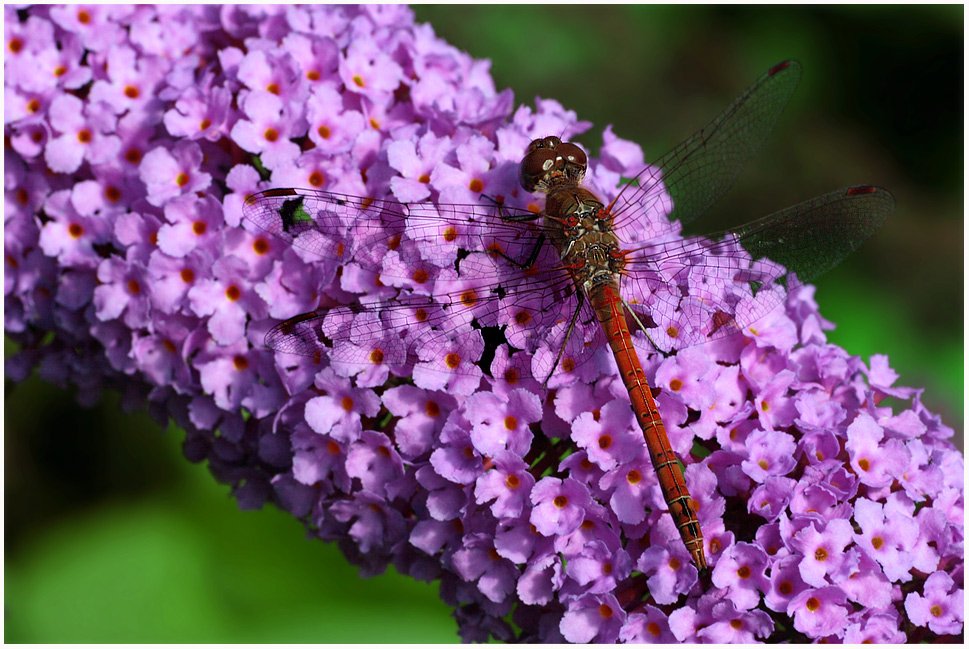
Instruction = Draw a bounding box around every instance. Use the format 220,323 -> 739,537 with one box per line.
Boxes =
4,5 -> 963,643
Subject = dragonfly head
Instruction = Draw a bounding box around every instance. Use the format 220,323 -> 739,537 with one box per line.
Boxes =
519,135 -> 587,194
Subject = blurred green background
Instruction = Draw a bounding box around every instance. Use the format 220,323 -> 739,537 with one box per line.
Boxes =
6,6 -> 962,643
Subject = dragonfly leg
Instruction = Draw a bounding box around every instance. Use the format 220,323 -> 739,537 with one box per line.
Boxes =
542,287 -> 585,388
479,193 -> 542,223
468,195 -> 550,269
620,297 -> 671,357
506,231 -> 547,269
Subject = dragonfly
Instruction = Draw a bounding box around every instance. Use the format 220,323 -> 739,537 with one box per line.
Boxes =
243,60 -> 894,570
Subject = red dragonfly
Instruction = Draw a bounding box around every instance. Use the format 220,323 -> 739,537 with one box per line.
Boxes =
243,60 -> 893,570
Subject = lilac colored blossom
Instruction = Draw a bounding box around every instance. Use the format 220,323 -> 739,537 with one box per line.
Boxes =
637,544 -> 700,604
710,541 -> 771,610
571,397 -> 644,471
788,585 -> 851,639
4,4 -> 962,644
904,570 -> 964,636
451,533 -> 519,604
845,413 -> 909,488
464,388 -> 542,457
843,610 -> 907,643
790,518 -> 855,587
852,496 -> 920,582
530,477 -> 593,537
741,428 -> 797,481
619,605 -> 678,643
763,554 -> 809,613
697,600 -> 774,642
559,592 -> 626,643
474,450 -> 536,518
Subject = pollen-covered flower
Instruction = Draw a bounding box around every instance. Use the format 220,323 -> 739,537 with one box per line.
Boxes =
4,4 -> 962,644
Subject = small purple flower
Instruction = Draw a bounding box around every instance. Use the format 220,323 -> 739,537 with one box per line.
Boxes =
37,190 -> 112,269
305,85 -> 365,154
303,367 -> 380,442
852,497 -> 919,582
697,600 -> 774,643
88,44 -> 167,116
236,48 -> 302,100
748,476 -> 797,521
764,554 -> 809,613
654,346 -> 716,409
44,94 -> 121,173
599,452 -> 659,526
451,533 -> 519,604
636,544 -> 699,604
571,397 -> 644,471
904,570 -> 964,635
230,91 -> 304,170
837,549 -> 894,609
710,541 -> 771,610
339,39 -> 404,104
787,585 -> 851,639
741,428 -> 797,482
530,477 -> 592,537
559,592 -> 626,643
412,330 -> 484,397
187,255 -> 267,345
381,385 -> 454,460
562,539 -> 631,595
329,490 -> 406,555
139,141 -> 212,207
753,368 -> 798,430
291,428 -> 351,492
388,132 -> 451,202
129,316 -> 195,389
464,388 -> 542,457
163,82 -> 232,142
432,135 -> 498,205
790,518 -> 855,586
474,450 -> 536,518
327,311 -> 406,388
345,430 -> 404,495
425,418 -> 481,487
93,256 -> 151,328
619,605 -> 678,643
195,341 -> 280,415
844,610 -> 907,643
845,413 -> 909,488
516,550 -> 563,606
48,5 -> 131,52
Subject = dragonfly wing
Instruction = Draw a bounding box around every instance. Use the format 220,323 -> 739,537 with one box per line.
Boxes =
242,188 -> 545,279
245,188 -> 603,376
622,185 -> 894,350
608,60 -> 803,239
262,248 -> 602,382
721,185 -> 893,284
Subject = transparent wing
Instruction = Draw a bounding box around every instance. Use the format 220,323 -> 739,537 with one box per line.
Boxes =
246,184 -> 891,382
607,60 -> 803,241
259,257 -> 605,385
621,185 -> 894,349
242,188 -> 545,278
244,187 -> 602,382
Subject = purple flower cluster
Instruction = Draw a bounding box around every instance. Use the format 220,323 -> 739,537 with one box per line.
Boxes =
5,5 -> 963,643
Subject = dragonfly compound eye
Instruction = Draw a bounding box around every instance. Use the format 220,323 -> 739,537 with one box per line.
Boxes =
556,142 -> 587,169
526,135 -> 561,154
519,147 -> 559,193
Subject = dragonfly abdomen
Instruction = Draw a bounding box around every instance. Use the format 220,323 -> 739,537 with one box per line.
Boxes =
590,281 -> 707,570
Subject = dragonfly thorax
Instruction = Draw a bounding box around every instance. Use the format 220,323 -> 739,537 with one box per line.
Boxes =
540,186 -> 624,293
